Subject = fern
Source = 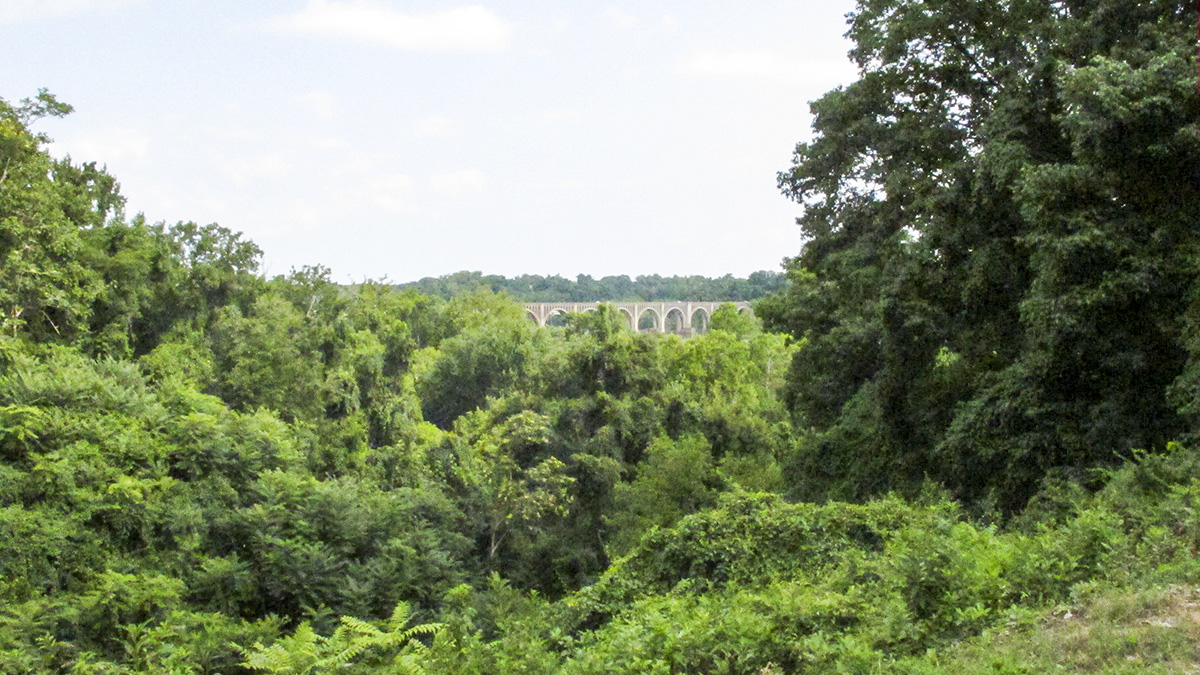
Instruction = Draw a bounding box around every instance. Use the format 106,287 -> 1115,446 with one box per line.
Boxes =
241,603 -> 442,674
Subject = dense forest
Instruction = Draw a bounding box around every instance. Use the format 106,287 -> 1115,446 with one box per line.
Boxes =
2,0 -> 1199,673
396,270 -> 788,302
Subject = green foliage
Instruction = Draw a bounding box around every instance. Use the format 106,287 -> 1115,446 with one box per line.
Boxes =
708,303 -> 760,337
0,96 -> 112,345
211,293 -> 323,419
607,435 -> 719,556
139,337 -> 215,390
900,584 -> 1200,674
0,334 -> 465,671
447,410 -> 574,564
3,13 -> 1199,666
242,603 -> 440,675
1,91 -> 264,355
761,0 -> 1200,509
399,270 -> 787,302
542,443 -> 1200,673
413,293 -> 540,428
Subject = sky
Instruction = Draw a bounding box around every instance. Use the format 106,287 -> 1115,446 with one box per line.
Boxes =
2,0 -> 860,283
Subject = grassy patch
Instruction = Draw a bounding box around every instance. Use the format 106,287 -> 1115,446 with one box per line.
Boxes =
906,584 -> 1200,674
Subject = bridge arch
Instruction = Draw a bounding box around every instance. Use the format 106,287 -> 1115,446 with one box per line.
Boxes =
637,308 -> 660,332
617,307 -> 635,330
522,301 -> 751,336
545,308 -> 569,327
664,307 -> 686,335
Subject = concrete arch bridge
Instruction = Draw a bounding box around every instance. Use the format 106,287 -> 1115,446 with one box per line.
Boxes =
523,301 -> 751,336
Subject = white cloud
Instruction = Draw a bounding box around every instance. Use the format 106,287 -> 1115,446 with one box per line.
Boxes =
430,169 -> 486,198
539,109 -> 579,125
0,0 -> 137,24
296,91 -> 339,120
602,6 -> 637,29
199,123 -> 261,143
56,128 -> 150,165
226,153 -> 291,187
275,1 -> 512,52
367,173 -> 414,212
256,198 -> 326,236
679,49 -> 851,84
413,115 -> 455,138
305,136 -> 350,150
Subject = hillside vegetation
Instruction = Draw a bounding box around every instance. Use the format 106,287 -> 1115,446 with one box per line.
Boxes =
1,0 -> 1197,673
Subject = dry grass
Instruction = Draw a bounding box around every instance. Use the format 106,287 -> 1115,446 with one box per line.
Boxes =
904,584 -> 1200,674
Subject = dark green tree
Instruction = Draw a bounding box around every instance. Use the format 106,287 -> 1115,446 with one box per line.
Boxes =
761,0 -> 1200,508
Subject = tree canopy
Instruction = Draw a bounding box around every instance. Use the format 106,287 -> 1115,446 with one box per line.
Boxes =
759,0 -> 1200,510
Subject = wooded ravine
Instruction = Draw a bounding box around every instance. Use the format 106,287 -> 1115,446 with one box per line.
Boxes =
1,0 -> 1199,672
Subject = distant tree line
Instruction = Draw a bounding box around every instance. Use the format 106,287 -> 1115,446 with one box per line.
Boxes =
397,270 -> 787,302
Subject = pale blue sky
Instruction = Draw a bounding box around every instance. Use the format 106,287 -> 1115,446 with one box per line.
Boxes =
3,1 -> 858,282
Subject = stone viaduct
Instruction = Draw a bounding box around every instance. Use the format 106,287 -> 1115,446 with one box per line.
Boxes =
522,301 -> 752,336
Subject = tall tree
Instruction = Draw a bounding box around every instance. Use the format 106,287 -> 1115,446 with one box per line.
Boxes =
0,91 -> 112,344
761,0 -> 1200,508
